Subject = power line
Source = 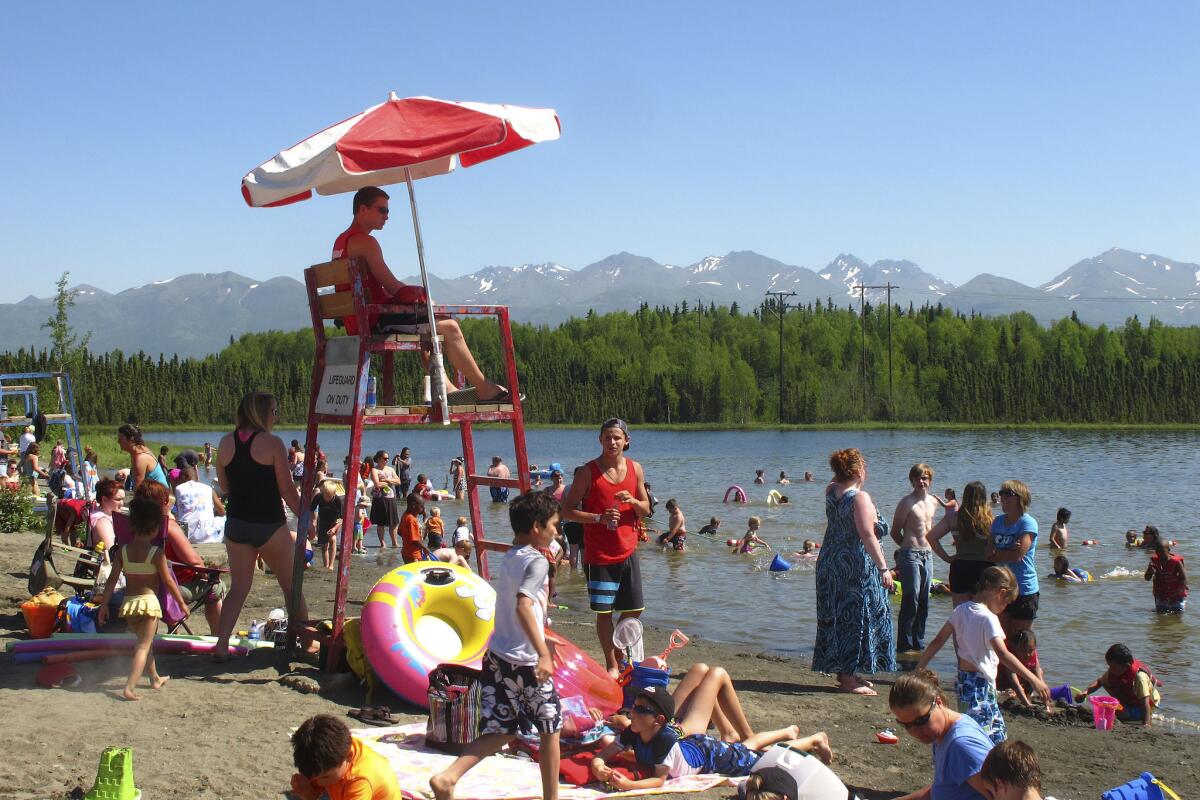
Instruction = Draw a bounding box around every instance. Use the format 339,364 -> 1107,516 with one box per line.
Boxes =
764,291 -> 796,423
853,284 -> 897,417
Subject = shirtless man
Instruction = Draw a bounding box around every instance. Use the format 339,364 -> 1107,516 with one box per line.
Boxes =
560,419 -> 651,676
486,456 -> 511,503
332,186 -> 510,403
890,462 -> 941,654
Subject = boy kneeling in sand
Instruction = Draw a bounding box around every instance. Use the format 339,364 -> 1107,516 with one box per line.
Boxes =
431,491 -> 562,800
290,714 -> 401,799
590,684 -> 832,792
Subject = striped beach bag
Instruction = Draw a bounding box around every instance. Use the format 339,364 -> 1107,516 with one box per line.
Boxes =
425,664 -> 483,754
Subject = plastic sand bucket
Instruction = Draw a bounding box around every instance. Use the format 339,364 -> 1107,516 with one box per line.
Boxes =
624,663 -> 670,707
20,600 -> 59,639
769,554 -> 792,572
1102,771 -> 1181,800
1091,695 -> 1121,731
1049,683 -> 1076,705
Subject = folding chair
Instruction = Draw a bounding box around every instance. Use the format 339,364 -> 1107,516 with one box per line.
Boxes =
165,560 -> 229,634
28,497 -> 103,596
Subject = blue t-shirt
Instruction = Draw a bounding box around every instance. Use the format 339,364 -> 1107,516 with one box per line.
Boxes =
931,715 -> 992,800
990,513 -> 1039,596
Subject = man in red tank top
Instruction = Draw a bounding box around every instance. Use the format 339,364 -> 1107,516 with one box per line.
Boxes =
560,418 -> 651,676
332,186 -> 512,403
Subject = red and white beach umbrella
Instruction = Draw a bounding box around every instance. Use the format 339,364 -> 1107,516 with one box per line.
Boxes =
241,93 -> 560,418
241,93 -> 561,208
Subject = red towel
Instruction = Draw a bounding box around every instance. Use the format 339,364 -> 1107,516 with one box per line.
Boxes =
559,749 -> 650,787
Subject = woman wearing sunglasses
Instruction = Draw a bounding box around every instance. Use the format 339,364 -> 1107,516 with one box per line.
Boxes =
889,669 -> 993,800
985,480 -> 1040,640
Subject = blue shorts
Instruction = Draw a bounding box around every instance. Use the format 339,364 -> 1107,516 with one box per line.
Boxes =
586,555 -> 644,614
676,735 -> 760,777
957,669 -> 1006,745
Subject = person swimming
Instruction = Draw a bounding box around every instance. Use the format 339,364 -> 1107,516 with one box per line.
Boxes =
791,539 -> 819,561
1050,555 -> 1088,583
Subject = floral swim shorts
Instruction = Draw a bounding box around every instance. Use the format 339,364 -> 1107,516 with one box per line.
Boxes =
477,650 -> 562,737
957,669 -> 1006,744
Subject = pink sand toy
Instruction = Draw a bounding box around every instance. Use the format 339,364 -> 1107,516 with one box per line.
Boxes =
651,629 -> 689,667
1091,695 -> 1122,731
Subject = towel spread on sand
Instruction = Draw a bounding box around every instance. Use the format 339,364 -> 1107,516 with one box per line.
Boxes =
348,723 -> 734,799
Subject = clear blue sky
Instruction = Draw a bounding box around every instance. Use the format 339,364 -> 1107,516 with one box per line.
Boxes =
4,2 -> 1198,302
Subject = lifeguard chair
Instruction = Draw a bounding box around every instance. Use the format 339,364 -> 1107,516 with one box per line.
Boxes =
289,257 -> 530,669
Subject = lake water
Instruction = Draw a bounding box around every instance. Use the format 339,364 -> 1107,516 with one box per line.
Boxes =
156,427 -> 1200,726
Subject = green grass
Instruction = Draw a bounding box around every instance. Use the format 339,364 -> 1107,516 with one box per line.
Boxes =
76,426 -> 207,471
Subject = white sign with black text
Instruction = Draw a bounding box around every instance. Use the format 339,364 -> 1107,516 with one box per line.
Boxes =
315,336 -> 362,416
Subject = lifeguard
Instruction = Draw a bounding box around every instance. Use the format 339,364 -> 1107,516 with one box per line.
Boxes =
333,186 -> 513,404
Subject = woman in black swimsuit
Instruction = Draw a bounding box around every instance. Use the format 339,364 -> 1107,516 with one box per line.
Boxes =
213,392 -> 308,660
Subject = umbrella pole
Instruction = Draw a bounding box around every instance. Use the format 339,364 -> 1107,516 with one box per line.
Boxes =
404,167 -> 451,424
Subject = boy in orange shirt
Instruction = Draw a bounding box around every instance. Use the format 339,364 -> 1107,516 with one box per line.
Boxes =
290,714 -> 401,800
401,494 -> 425,563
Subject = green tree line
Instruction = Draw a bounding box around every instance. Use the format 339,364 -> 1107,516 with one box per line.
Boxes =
4,300 -> 1200,425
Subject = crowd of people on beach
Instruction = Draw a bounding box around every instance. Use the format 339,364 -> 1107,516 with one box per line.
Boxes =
8,380 -> 1188,798
10,185 -> 1187,798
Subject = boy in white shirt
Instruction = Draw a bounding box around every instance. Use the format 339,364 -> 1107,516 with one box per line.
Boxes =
431,492 -> 562,800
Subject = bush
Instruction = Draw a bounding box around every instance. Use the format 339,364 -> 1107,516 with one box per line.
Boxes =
0,485 -> 42,533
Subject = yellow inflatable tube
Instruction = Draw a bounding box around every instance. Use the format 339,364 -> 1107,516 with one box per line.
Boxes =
360,561 -> 496,708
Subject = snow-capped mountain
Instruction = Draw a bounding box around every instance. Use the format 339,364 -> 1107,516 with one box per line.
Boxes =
4,248 -> 1199,357
817,254 -> 955,309
1039,248 -> 1200,316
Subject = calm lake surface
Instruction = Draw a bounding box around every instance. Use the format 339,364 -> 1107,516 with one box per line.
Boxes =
157,427 -> 1200,726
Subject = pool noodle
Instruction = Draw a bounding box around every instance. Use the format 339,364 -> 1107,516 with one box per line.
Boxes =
13,649 -> 118,665
10,637 -> 248,656
6,632 -> 270,651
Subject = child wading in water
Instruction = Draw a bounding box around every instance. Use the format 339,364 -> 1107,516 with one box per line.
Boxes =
916,566 -> 1051,743
734,517 -> 771,554
1048,508 -> 1070,550
658,498 -> 687,550
1145,537 -> 1187,613
93,494 -> 189,700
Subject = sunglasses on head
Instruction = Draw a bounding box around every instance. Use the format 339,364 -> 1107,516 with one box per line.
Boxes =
630,704 -> 658,716
897,705 -> 935,729
998,488 -> 1017,498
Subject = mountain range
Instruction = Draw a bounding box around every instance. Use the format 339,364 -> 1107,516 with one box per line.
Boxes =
3,248 -> 1197,358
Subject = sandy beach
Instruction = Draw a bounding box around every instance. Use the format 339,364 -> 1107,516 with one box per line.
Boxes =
1,529 -> 1194,799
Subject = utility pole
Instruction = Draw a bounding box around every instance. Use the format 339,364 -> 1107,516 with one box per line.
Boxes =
764,290 -> 796,423
852,283 -> 898,419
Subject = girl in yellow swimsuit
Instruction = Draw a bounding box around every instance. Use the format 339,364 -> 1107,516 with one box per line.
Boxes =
94,493 -> 189,700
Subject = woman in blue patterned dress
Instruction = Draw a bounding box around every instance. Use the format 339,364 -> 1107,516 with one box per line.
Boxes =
813,448 -> 897,695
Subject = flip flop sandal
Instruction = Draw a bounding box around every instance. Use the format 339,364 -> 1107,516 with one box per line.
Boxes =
476,390 -> 527,405
348,706 -> 398,726
445,387 -> 479,405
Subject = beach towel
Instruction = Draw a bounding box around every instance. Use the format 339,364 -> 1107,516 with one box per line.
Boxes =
347,723 -> 735,799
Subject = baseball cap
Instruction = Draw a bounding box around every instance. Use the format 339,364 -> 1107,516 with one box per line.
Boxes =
600,418 -> 631,450
636,685 -> 674,720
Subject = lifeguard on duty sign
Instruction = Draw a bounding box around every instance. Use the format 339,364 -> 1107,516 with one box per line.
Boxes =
315,337 -> 362,416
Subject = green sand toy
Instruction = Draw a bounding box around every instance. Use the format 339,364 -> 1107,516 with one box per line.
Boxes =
84,746 -> 141,800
